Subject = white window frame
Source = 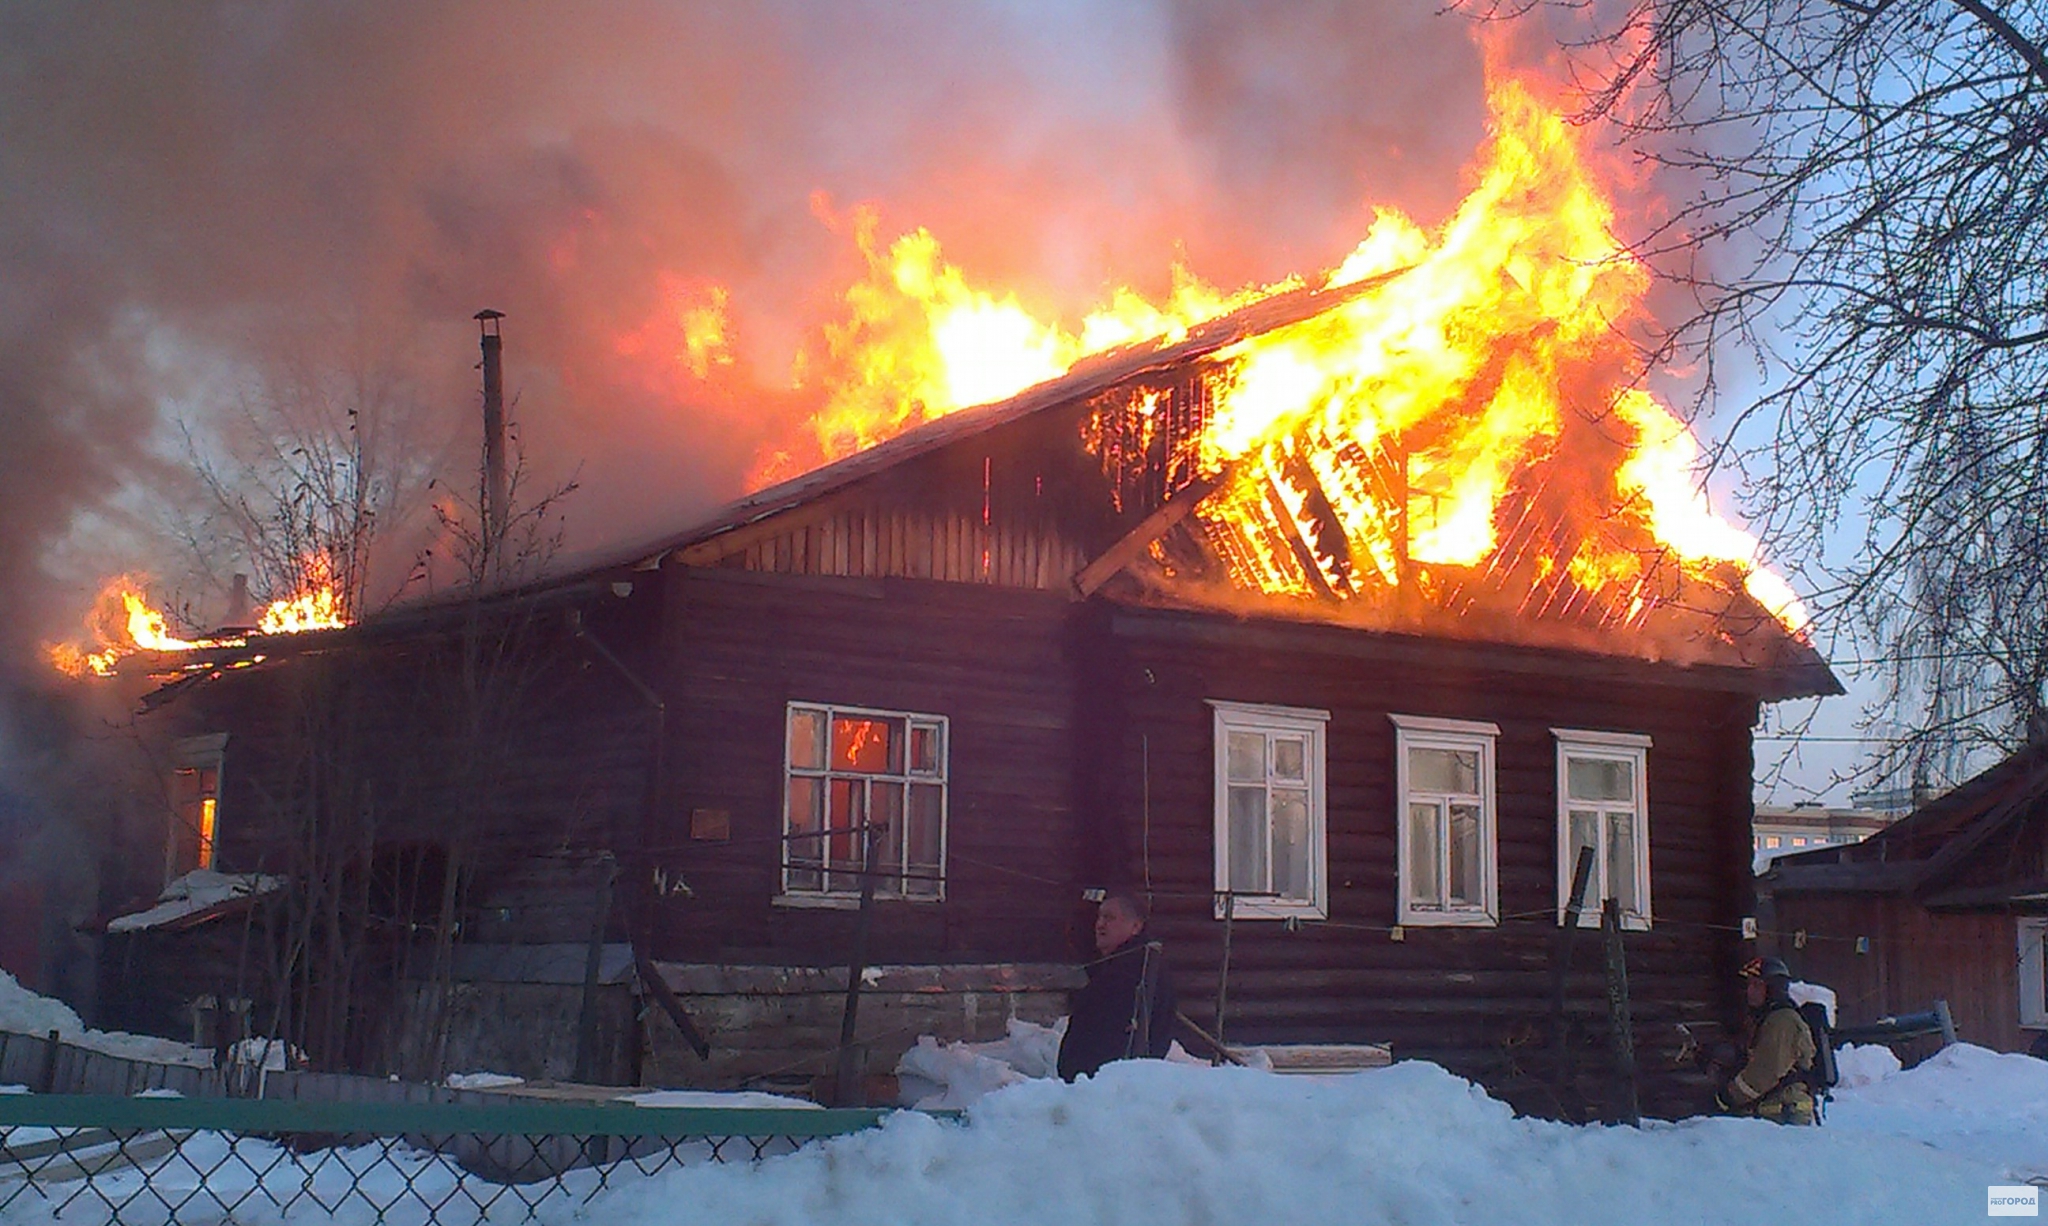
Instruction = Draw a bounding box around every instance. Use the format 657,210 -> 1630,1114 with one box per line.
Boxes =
2020,917 -> 2048,1030
1209,700 -> 1329,921
1392,714 -> 1499,927
780,702 -> 948,904
1553,729 -> 1653,931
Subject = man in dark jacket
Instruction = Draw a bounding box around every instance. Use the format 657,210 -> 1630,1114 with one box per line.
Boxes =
1057,890 -> 1177,1080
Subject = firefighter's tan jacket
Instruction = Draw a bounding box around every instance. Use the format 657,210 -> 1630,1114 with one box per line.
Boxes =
1728,1005 -> 1815,1108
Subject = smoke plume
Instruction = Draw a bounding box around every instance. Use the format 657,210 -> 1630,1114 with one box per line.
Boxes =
2,1 -> 1488,651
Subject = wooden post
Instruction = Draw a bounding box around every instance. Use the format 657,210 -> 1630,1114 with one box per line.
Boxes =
1548,845 -> 1595,1113
571,856 -> 617,1083
38,1029 -> 61,1095
1600,897 -> 1640,1126
834,827 -> 879,1107
1214,890 -> 1236,1046
1934,998 -> 1957,1047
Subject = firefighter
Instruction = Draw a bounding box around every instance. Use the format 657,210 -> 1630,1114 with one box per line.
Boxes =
1057,890 -> 1177,1081
1715,956 -> 1818,1124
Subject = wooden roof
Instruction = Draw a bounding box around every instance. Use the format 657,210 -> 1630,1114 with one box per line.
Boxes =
1763,740 -> 2048,906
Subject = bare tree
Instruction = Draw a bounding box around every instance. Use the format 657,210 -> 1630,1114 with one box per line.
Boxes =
1473,0 -> 2048,788
170,350 -> 449,627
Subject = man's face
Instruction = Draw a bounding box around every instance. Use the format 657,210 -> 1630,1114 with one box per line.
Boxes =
1744,976 -> 1767,1009
1094,899 -> 1144,956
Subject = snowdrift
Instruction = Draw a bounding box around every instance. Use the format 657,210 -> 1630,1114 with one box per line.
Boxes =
587,1057 -> 2005,1226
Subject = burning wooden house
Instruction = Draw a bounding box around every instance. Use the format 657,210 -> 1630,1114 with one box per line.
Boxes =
91,81 -> 1837,1118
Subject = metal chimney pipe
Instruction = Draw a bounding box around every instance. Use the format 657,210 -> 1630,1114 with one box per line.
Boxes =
226,573 -> 251,626
476,309 -> 507,558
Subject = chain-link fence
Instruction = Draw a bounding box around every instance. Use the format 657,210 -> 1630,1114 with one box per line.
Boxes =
0,1093 -> 932,1225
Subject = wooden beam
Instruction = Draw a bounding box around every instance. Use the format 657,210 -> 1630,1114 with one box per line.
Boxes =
1072,468 -> 1231,597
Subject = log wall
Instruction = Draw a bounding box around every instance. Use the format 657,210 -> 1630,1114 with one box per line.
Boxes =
1766,893 -> 2029,1054
1079,606 -> 1762,1120
646,566 -> 1090,968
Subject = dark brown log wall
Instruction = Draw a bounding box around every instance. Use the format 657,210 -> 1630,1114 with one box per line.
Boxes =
1080,605 -> 1762,1120
646,565 -> 1087,967
1767,893 -> 2027,1053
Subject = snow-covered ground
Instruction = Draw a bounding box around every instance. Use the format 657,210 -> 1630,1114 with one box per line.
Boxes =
3,1037 -> 2039,1225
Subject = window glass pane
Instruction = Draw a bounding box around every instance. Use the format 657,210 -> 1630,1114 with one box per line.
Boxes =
1407,802 -> 1441,906
906,784 -> 944,898
826,778 -> 866,881
787,776 -> 824,892
1272,737 -> 1307,782
1270,789 -> 1310,901
1566,756 -> 1633,803
1227,785 -> 1268,893
789,708 -> 827,770
872,782 -> 905,891
832,716 -> 901,774
1448,803 -> 1482,905
1566,809 -> 1600,905
1226,732 -> 1265,784
1411,746 -> 1479,795
1607,811 -> 1637,915
909,723 -> 944,776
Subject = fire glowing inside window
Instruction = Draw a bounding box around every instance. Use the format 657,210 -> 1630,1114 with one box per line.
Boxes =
170,764 -> 220,876
784,704 -> 946,899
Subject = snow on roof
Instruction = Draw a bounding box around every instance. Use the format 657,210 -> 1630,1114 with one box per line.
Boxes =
105,869 -> 286,934
0,970 -> 213,1068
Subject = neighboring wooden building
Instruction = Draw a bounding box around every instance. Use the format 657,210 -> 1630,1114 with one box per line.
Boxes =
1758,744 -> 2048,1054
109,279 -> 1838,1117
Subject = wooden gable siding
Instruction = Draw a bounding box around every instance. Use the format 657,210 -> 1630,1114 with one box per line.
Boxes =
711,503 -> 1092,591
1076,606 -> 1758,1120
646,564 -> 1087,967
682,401 -> 1124,593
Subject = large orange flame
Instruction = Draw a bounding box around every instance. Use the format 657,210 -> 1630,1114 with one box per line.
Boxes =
777,71 -> 1808,638
797,206 -> 1276,465
50,553 -> 350,679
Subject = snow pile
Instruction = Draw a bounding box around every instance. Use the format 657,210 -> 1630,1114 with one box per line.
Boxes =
228,1038 -> 301,1072
105,869 -> 285,933
1828,1041 -> 2048,1180
0,971 -> 212,1068
895,1019 -> 1065,1109
1788,980 -> 1836,1026
629,1090 -> 821,1109
1833,1042 -> 1903,1089
1,1056 -> 2025,1225
445,1072 -> 525,1090
582,1059 -> 1995,1226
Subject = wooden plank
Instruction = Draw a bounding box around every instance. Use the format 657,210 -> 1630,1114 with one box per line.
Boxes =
1073,469 -> 1228,596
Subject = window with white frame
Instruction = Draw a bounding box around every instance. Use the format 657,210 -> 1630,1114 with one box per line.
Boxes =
783,704 -> 947,900
1553,730 -> 1653,930
2020,918 -> 2048,1029
1393,715 -> 1498,926
1211,701 -> 1328,920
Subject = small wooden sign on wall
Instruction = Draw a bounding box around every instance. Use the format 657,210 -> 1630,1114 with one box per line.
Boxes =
690,808 -> 731,841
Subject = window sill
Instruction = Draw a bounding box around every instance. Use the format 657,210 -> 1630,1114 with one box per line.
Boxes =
1560,913 -> 1652,932
1212,902 -> 1327,921
1398,909 -> 1499,928
772,893 -> 945,910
